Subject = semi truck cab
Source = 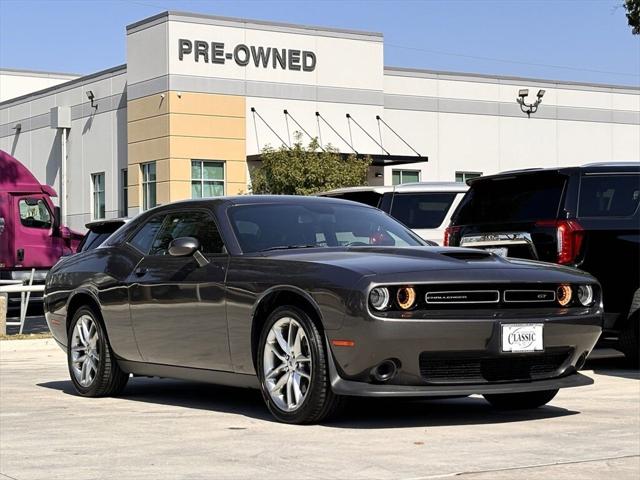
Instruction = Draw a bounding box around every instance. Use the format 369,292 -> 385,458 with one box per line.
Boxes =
0,150 -> 82,309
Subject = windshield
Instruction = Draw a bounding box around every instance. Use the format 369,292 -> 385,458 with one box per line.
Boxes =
229,202 -> 425,253
453,173 -> 567,225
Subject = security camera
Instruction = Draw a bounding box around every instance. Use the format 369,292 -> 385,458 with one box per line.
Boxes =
86,90 -> 94,101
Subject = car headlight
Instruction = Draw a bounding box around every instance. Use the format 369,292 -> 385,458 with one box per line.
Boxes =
369,287 -> 390,311
396,286 -> 416,310
577,285 -> 594,306
557,284 -> 573,307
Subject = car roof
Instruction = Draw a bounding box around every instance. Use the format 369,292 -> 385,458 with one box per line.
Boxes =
143,195 -> 379,211
319,181 -> 468,196
393,182 -> 468,193
470,161 -> 640,185
318,186 -> 393,196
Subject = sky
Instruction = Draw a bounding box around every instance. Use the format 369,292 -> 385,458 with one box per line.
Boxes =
0,0 -> 638,86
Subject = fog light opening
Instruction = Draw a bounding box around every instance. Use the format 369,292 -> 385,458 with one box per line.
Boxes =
371,359 -> 399,383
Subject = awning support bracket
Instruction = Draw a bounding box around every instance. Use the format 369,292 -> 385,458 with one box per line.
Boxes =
376,115 -> 422,157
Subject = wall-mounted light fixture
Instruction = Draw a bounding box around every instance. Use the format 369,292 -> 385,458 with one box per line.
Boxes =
86,90 -> 97,109
516,88 -> 545,117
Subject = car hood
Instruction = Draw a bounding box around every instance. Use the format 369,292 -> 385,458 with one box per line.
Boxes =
262,246 -> 594,282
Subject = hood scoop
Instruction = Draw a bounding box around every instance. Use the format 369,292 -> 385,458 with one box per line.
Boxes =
439,250 -> 492,261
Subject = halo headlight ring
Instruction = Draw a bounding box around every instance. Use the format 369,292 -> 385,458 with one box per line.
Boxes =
577,285 -> 594,306
370,287 -> 391,311
557,284 -> 573,307
396,286 -> 417,310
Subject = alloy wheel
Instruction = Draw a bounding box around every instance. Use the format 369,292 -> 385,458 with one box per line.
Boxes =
262,317 -> 312,412
70,315 -> 100,387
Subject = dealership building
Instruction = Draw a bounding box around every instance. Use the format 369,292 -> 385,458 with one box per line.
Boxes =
1,11 -> 638,230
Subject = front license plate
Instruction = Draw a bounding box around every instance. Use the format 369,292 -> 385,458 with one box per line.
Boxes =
502,324 -> 544,352
485,247 -> 508,257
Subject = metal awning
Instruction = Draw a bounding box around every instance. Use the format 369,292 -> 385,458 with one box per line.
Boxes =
247,153 -> 427,167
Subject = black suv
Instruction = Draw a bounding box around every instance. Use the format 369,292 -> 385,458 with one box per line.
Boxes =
445,162 -> 640,362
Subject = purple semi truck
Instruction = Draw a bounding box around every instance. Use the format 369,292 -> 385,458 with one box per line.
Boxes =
0,150 -> 82,311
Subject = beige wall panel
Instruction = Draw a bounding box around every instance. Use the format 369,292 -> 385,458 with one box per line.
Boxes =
128,114 -> 170,144
128,137 -> 170,163
169,114 -> 245,139
170,136 -> 245,161
128,93 -> 169,122
156,181 -> 171,205
168,92 -> 245,117
128,185 -> 140,209
226,160 -> 248,184
169,181 -> 192,202
155,158 -> 171,183
227,182 -> 248,195
168,157 -> 192,182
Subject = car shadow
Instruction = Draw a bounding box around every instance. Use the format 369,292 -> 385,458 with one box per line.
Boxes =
38,378 -> 578,429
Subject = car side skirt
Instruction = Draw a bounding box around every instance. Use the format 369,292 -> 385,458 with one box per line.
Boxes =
117,360 -> 260,389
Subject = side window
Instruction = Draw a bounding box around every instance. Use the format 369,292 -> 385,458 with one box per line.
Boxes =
129,215 -> 165,254
149,211 -> 225,256
579,175 -> 640,217
19,199 -> 52,229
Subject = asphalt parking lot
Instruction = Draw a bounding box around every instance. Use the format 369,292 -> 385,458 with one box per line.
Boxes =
0,338 -> 638,480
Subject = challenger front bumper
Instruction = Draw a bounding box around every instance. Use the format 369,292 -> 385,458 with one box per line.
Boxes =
326,308 -> 602,397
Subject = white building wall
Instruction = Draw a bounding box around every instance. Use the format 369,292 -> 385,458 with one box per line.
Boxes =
0,69 -> 80,102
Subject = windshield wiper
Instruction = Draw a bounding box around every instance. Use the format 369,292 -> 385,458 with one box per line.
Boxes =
258,244 -> 319,252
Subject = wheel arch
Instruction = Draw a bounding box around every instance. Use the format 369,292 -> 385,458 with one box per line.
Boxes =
66,289 -> 102,333
250,286 -> 324,369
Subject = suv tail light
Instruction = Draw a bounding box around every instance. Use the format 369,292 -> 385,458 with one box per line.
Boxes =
443,225 -> 460,246
536,219 -> 585,265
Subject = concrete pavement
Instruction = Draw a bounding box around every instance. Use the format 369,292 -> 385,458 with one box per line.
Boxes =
1,338 -> 638,480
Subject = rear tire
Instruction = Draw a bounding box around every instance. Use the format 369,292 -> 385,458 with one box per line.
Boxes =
67,306 -> 129,397
257,305 -> 343,424
483,389 -> 558,410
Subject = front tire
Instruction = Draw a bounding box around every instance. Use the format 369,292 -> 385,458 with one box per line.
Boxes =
483,389 -> 559,410
67,306 -> 128,397
257,306 -> 343,424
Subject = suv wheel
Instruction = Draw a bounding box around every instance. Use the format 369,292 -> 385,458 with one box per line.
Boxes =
67,306 -> 129,397
483,389 -> 558,410
257,306 -> 343,424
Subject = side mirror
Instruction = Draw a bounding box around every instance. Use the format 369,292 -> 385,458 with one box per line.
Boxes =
53,206 -> 61,233
168,237 -> 200,257
168,237 -> 210,267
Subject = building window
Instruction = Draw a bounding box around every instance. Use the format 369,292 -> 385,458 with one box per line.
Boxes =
91,173 -> 105,219
455,171 -> 482,183
191,160 -> 225,198
121,169 -> 128,217
392,169 -> 421,186
141,162 -> 157,211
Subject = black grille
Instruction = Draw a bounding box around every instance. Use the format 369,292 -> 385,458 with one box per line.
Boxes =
419,349 -> 572,384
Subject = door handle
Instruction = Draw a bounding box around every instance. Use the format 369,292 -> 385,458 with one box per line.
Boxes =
134,267 -> 148,277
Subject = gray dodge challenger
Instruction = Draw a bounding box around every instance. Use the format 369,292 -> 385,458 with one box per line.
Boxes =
44,196 -> 603,424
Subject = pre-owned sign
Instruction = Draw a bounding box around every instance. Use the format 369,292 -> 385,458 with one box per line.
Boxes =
178,39 -> 317,72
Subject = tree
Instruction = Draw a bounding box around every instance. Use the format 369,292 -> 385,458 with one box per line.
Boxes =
250,134 -> 372,195
624,0 -> 640,34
